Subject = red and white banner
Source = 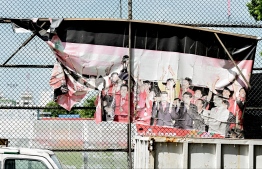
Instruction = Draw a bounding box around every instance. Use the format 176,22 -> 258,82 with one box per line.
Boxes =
11,19 -> 258,138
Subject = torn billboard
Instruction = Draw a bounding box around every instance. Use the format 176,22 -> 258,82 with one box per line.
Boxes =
10,19 -> 258,138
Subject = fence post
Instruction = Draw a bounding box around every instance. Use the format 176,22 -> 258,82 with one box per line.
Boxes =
128,0 -> 133,169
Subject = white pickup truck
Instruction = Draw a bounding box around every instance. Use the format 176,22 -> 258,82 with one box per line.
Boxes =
0,139 -> 63,169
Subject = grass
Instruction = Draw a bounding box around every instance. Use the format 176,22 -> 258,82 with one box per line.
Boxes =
56,152 -> 83,169
55,151 -> 128,169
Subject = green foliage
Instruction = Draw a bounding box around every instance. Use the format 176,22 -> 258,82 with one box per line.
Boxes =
247,0 -> 262,21
43,101 -> 79,117
44,97 -> 96,118
78,97 -> 96,118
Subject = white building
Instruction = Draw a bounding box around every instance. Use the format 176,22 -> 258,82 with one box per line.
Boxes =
16,91 -> 35,106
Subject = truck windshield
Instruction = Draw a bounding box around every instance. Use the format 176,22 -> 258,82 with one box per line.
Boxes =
50,154 -> 63,169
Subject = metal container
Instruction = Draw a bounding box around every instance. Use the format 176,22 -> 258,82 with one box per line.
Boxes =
134,136 -> 262,169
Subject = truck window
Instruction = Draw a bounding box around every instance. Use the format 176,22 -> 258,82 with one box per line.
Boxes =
4,159 -> 48,169
50,155 -> 62,169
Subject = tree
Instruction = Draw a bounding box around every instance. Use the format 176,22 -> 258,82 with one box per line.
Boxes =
247,0 -> 262,21
44,97 -> 96,118
78,97 -> 96,118
43,101 -> 80,117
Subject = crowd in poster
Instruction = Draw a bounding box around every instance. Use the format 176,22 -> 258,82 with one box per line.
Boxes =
49,49 -> 248,138
131,49 -> 250,138
46,27 -> 252,138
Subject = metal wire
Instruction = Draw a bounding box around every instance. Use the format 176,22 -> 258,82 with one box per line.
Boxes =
0,0 -> 262,168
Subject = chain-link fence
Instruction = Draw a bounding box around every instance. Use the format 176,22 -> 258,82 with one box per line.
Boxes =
1,0 -> 262,168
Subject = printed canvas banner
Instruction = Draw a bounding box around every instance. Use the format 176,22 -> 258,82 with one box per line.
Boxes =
10,19 -> 258,138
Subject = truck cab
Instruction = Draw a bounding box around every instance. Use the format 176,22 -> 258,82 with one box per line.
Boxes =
0,139 -> 63,169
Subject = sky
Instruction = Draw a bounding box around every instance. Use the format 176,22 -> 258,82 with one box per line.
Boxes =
0,0 -> 262,106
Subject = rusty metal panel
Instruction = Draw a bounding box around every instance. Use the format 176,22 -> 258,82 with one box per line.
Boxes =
222,144 -> 249,168
155,142 -> 184,168
188,143 -> 216,168
255,145 -> 262,168
0,138 -> 8,146
134,136 -> 262,169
